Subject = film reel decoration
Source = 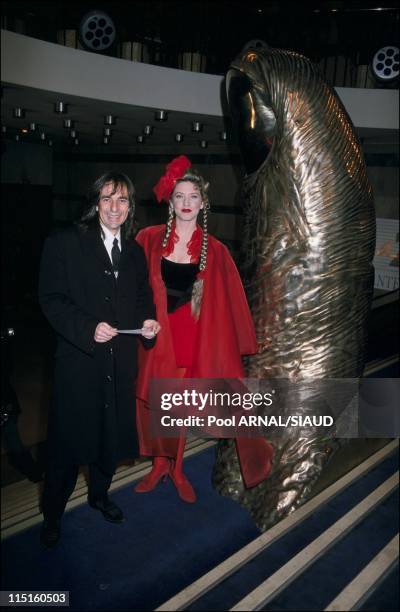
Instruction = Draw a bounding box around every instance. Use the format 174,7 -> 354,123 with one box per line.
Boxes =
79,10 -> 116,51
372,46 -> 399,82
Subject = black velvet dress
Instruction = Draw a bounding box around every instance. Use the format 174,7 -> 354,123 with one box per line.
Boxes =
161,257 -> 199,366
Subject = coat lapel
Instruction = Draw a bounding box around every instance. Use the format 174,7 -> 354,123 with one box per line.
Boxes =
119,233 -> 136,274
81,225 -> 113,272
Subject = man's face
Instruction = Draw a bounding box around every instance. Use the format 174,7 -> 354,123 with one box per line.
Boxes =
98,182 -> 130,234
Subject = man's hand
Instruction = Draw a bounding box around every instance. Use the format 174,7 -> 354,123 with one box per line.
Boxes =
94,322 -> 118,343
141,319 -> 161,339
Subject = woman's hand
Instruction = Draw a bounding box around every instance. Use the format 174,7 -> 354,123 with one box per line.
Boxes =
141,319 -> 161,339
94,322 -> 118,343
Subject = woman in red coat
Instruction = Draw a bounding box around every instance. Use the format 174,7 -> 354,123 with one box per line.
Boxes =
135,156 -> 273,503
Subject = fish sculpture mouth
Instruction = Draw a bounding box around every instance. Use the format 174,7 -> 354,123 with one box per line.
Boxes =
227,63 -> 276,175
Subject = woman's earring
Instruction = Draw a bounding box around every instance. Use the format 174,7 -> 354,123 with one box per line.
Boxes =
95,206 -> 99,211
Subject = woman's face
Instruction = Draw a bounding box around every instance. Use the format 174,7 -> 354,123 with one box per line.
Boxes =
170,181 -> 203,223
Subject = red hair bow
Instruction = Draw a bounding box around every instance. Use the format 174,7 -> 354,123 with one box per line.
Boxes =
153,155 -> 192,203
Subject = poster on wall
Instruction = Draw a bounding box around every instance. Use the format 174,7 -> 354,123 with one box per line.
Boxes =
374,218 -> 399,291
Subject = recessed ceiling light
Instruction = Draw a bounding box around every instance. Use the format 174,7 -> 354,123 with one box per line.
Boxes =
13,107 -> 25,119
15,134 -> 20,141
54,101 -> 68,114
103,137 -> 109,145
104,127 -> 112,137
199,140 -> 208,148
21,128 -> 28,134
192,121 -> 202,133
219,131 -> 227,141
73,138 -> 79,145
1,126 -> 6,134
143,125 -> 153,136
48,140 -> 53,147
40,132 -> 46,140
175,133 -> 184,142
29,122 -> 36,131
70,129 -> 77,138
104,115 -> 116,125
155,110 -> 168,121
136,135 -> 145,143
63,119 -> 74,129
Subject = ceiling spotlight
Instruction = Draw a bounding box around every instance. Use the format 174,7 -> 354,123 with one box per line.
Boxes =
103,137 -> 109,145
143,125 -> 153,136
175,133 -> 184,142
155,110 -> 168,121
63,118 -> 74,129
40,132 -> 46,140
104,127 -> 112,137
29,122 -> 36,131
192,121 -> 202,133
13,107 -> 25,119
54,101 -> 68,114
48,140 -> 53,147
199,139 -> 208,148
104,115 -> 116,125
21,128 -> 28,134
73,138 -> 79,145
219,131 -> 227,141
136,135 -> 145,144
15,134 -> 20,141
70,129 -> 77,138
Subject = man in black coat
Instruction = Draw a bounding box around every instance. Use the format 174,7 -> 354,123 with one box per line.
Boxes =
39,172 -> 160,547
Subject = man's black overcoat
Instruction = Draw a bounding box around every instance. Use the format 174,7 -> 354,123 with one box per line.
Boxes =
39,224 -> 155,473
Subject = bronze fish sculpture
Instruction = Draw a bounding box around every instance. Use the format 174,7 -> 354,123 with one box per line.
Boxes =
213,43 -> 376,531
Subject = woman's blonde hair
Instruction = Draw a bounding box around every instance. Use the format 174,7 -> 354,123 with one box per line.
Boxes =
162,169 -> 210,273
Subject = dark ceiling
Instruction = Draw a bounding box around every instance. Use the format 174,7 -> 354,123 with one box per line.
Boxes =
2,0 -> 399,72
1,1 -> 398,151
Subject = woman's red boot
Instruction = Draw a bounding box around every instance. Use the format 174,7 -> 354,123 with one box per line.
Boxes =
134,457 -> 170,493
170,469 -> 197,503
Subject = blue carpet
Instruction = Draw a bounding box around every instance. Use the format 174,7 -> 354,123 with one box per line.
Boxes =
1,447 -> 260,611
188,451 -> 399,611
263,492 -> 399,611
361,563 -> 399,611
2,445 -> 398,611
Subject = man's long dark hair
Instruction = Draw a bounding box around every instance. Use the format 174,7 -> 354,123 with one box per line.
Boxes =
77,172 -> 136,239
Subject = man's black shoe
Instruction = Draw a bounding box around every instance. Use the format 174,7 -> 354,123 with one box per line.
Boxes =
40,519 -> 61,548
88,497 -> 125,523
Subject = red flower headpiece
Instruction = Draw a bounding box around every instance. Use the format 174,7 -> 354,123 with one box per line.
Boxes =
153,155 -> 192,203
